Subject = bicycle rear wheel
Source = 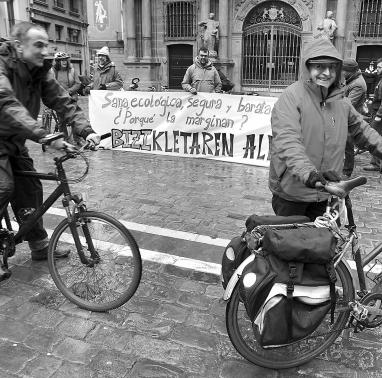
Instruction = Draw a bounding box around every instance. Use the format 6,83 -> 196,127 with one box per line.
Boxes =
48,211 -> 142,312
225,260 -> 354,369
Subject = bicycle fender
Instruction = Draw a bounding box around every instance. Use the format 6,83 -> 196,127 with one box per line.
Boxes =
223,253 -> 256,301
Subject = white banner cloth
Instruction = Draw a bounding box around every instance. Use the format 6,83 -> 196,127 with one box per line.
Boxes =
89,91 -> 277,167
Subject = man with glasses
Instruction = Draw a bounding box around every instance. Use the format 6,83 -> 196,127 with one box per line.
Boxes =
269,38 -> 382,220
181,47 -> 222,94
363,58 -> 382,171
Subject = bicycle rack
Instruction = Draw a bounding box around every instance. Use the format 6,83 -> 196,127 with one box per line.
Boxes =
365,258 -> 382,284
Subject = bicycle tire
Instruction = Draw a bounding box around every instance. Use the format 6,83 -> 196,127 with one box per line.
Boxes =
48,211 -> 142,312
225,260 -> 354,369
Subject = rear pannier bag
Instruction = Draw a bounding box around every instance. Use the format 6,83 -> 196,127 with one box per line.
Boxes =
221,235 -> 250,289
239,227 -> 337,348
221,215 -> 311,289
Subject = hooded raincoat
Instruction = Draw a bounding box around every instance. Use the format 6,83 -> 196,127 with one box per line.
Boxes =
269,38 -> 382,202
0,42 -> 93,153
181,57 -> 222,93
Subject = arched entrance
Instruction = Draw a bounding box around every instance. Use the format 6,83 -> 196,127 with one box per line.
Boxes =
168,44 -> 193,90
356,45 -> 382,71
242,1 -> 302,93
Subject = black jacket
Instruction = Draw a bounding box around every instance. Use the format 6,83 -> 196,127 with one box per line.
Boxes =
0,42 -> 93,152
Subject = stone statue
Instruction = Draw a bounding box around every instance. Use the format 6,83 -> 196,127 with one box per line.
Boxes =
322,10 -> 337,42
199,13 -> 219,58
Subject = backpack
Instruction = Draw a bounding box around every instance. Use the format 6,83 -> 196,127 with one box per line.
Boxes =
239,227 -> 337,348
221,214 -> 310,290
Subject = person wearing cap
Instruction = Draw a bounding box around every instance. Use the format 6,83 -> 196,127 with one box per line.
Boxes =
269,38 -> 382,220
85,46 -> 123,93
0,21 -> 101,262
364,58 -> 382,171
53,51 -> 81,99
342,58 -> 367,177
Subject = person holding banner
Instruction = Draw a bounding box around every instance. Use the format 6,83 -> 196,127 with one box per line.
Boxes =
269,38 -> 382,221
0,22 -> 100,261
85,46 -> 123,93
181,47 -> 222,94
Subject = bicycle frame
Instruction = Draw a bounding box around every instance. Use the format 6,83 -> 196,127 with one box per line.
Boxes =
8,154 -> 96,266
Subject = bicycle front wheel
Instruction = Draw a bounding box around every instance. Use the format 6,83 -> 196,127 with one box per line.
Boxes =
48,211 -> 142,312
225,260 -> 354,369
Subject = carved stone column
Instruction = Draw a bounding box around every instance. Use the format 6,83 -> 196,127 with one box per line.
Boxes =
123,0 -> 136,61
335,0 -> 348,54
200,0 -> 209,23
142,0 -> 152,59
218,0 -> 228,61
314,0 -> 327,32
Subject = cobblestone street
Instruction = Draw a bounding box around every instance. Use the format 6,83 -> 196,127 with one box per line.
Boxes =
1,140 -> 382,377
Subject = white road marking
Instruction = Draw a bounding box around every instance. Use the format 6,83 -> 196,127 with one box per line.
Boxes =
9,208 -> 382,277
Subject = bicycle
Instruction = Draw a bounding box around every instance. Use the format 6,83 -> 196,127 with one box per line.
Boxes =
41,107 -> 77,151
0,133 -> 142,312
223,176 -> 382,368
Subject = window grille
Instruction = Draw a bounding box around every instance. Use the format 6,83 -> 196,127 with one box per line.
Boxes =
358,0 -> 382,38
164,0 -> 197,40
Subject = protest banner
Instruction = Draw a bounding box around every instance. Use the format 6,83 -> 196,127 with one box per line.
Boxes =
89,91 -> 277,167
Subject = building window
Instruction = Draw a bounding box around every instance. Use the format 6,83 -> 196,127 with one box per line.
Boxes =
69,0 -> 79,14
55,25 -> 63,40
164,1 -> 197,40
358,0 -> 382,37
54,0 -> 65,9
68,28 -> 80,43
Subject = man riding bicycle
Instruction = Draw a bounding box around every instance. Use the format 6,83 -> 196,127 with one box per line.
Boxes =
0,21 -> 100,261
269,38 -> 382,221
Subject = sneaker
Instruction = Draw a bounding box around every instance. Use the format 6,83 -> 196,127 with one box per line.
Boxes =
31,246 -> 70,261
363,165 -> 380,172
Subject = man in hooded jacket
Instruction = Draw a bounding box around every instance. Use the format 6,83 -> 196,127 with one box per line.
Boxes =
0,22 -> 100,262
269,38 -> 382,221
85,46 -> 123,92
181,47 -> 222,94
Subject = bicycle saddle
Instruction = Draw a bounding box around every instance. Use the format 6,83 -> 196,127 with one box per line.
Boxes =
324,176 -> 367,198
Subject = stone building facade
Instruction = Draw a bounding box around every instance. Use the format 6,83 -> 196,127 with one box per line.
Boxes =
0,0 -> 89,75
89,0 -> 382,93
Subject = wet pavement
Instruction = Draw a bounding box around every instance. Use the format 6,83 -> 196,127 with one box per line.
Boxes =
1,138 -> 382,377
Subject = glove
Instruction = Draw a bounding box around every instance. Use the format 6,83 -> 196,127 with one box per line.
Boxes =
86,133 -> 101,149
305,170 -> 327,189
190,88 -> 197,95
84,87 -> 91,95
98,84 -> 107,90
322,170 -> 341,182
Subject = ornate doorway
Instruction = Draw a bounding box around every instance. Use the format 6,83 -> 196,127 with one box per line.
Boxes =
242,1 -> 302,92
168,44 -> 193,90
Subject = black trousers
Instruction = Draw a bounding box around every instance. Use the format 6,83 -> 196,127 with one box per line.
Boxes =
0,146 -> 47,242
272,194 -> 328,222
343,135 -> 354,176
